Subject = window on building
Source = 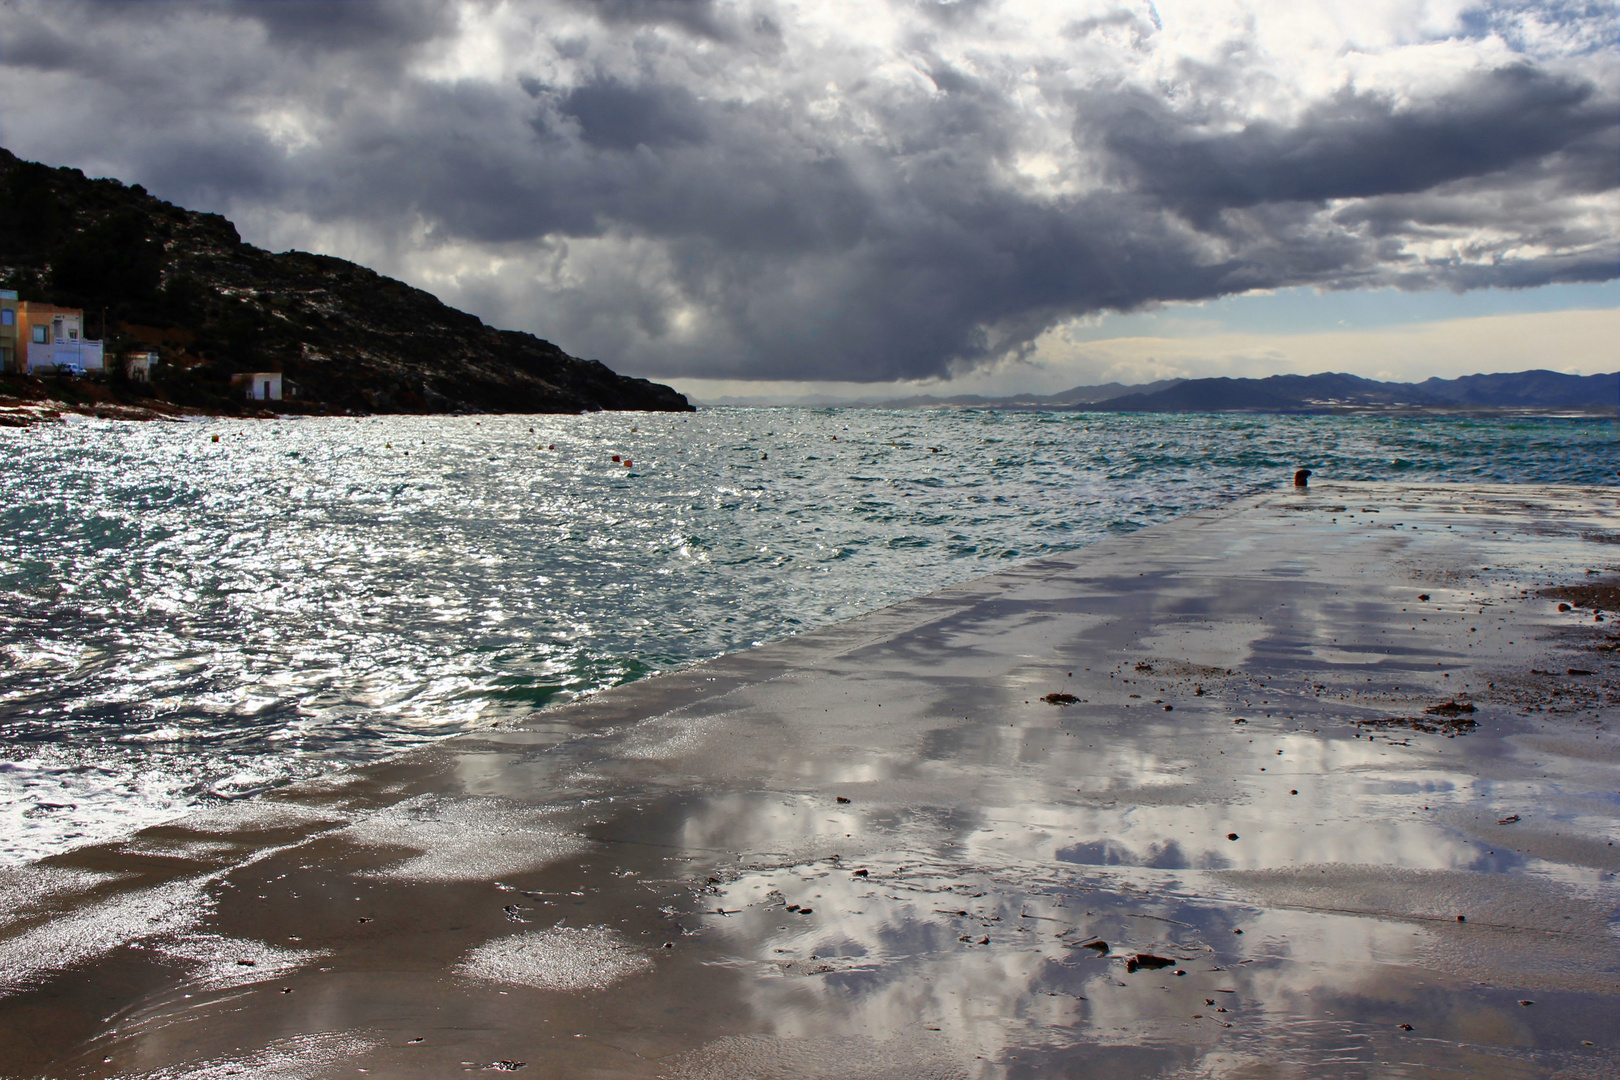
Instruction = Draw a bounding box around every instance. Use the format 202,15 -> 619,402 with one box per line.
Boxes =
32,327 -> 47,343
1,309 -> 13,326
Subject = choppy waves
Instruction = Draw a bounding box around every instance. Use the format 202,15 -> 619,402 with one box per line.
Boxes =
1,408 -> 1614,862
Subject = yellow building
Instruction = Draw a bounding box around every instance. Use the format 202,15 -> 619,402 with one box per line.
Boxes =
15,301 -> 102,374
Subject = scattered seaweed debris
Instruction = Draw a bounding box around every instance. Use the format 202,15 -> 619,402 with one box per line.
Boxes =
1043,692 -> 1080,705
1498,814 -> 1521,825
1358,713 -> 1478,737
1125,953 -> 1176,974
1424,700 -> 1477,717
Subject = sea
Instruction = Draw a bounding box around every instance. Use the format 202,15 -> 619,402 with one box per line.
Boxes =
1,408 -> 1615,864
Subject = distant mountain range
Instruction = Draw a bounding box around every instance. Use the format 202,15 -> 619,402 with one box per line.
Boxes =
701,370 -> 1615,413
1089,370 -> 1617,413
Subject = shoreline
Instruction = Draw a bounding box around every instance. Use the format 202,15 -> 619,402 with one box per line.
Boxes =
1,480 -> 1617,1077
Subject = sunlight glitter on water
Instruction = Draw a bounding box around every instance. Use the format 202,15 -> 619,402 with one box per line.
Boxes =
0,408 -> 1614,863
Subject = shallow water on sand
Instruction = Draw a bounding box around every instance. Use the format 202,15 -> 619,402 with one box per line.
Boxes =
0,408 -> 1614,862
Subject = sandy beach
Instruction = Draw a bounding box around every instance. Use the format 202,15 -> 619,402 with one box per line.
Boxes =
2,479 -> 1616,1079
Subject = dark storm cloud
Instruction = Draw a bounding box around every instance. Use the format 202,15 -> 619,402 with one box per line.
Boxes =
570,0 -> 736,42
1,0 -> 1614,382
1089,66 -> 1614,222
233,0 -> 461,51
560,79 -> 709,150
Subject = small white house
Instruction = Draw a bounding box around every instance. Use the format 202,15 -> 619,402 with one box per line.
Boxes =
233,372 -> 283,401
124,351 -> 159,382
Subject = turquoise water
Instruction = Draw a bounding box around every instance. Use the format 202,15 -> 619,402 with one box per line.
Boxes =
0,408 -> 1614,862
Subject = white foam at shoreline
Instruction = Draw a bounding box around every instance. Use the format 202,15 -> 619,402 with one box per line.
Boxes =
344,795 -> 587,881
456,925 -> 652,991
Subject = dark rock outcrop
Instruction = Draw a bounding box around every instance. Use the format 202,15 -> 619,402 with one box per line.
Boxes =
0,147 -> 692,415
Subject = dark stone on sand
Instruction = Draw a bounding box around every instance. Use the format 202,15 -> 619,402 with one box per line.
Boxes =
1125,953 -> 1175,973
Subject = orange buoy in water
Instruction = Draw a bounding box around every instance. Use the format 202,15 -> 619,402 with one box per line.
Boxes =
624,459 -> 633,468
549,444 -> 555,450
211,434 -> 220,442
612,454 -> 621,462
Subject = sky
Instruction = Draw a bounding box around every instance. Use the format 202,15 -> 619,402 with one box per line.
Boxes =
1,0 -> 1615,402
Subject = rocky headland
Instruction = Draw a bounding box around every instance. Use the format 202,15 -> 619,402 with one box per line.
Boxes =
0,148 -> 692,421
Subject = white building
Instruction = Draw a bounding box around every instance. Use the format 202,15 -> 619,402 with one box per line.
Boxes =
124,351 -> 160,382
233,372 -> 283,401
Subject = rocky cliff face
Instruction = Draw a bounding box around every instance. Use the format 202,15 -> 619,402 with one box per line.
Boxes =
0,148 -> 692,415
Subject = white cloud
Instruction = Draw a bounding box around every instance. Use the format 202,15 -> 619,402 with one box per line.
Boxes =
1,0 -> 1614,383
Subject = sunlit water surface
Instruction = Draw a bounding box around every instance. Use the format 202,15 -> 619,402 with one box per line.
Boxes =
1,408 -> 1614,863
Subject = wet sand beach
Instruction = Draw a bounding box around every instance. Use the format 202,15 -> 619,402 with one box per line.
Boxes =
2,480 -> 1617,1079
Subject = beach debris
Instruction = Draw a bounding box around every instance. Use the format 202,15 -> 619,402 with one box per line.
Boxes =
1358,713 -> 1477,737
1125,953 -> 1175,973
1043,692 -> 1079,705
1567,668 -> 1593,676
836,796 -> 851,804
1498,814 -> 1520,825
1135,662 -> 1153,672
1232,718 -> 1247,724
979,936 -> 990,944
482,1061 -> 527,1071
1072,940 -> 1108,955
1520,1000 -> 1534,1007
852,868 -> 868,877
1399,1023 -> 1414,1031
1227,833 -> 1239,841
1424,701 -> 1476,716
1418,593 -> 1431,601
1294,469 -> 1311,487
1559,603 -> 1573,611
